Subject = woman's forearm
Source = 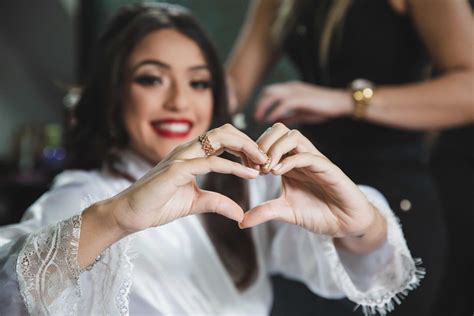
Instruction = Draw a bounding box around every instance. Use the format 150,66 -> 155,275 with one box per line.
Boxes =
366,71 -> 474,129
332,70 -> 474,130
226,0 -> 281,113
78,198 -> 130,268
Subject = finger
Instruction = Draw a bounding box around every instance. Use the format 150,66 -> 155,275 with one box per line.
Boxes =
254,85 -> 287,121
176,156 -> 260,184
193,189 -> 245,222
264,99 -> 302,123
280,112 -> 329,125
255,122 -> 292,173
237,151 -> 260,171
226,149 -> 259,170
210,124 -> 268,164
256,122 -> 290,153
181,124 -> 267,164
271,152 -> 335,180
239,197 -> 294,228
265,129 -> 316,171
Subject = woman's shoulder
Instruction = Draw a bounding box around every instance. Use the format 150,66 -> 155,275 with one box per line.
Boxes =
21,169 -> 113,225
51,169 -> 104,190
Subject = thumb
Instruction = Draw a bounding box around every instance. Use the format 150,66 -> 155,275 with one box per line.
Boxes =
240,197 -> 294,228
192,189 -> 245,222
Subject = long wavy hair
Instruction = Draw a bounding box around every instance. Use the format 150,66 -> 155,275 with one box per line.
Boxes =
272,0 -> 353,70
68,3 -> 257,290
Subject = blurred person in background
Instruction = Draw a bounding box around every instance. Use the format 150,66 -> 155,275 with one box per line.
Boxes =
0,3 -> 424,315
227,0 -> 473,315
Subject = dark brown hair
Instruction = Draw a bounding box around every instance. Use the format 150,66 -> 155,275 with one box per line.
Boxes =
68,3 -> 256,290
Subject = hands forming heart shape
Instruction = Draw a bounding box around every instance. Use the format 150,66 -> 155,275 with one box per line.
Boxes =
112,123 -> 381,241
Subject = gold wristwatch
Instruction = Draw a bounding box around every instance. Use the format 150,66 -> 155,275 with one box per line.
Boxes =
350,79 -> 375,120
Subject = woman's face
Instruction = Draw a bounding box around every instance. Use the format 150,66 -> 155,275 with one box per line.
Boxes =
122,28 -> 213,164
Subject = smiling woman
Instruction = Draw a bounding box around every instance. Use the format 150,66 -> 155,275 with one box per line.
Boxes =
0,3 -> 422,316
122,29 -> 214,163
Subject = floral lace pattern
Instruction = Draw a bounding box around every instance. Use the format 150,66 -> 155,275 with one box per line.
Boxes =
15,212 -> 137,315
17,215 -> 82,315
320,187 -> 425,315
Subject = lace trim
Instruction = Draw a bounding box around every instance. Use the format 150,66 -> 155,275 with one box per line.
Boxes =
321,190 -> 425,315
17,215 -> 82,315
114,235 -> 136,315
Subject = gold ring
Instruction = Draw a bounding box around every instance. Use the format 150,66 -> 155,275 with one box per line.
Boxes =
198,133 -> 215,156
262,156 -> 272,171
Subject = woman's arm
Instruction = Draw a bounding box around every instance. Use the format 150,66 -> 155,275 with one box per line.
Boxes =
243,124 -> 423,313
365,0 -> 474,129
241,122 -> 388,254
226,0 -> 282,112
78,199 -> 129,268
78,124 -> 267,268
253,0 -> 473,129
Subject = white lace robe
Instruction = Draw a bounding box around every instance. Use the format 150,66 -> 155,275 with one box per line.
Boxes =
0,151 -> 423,315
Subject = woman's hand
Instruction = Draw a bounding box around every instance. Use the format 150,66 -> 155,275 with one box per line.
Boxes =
254,81 -> 352,125
110,124 -> 268,234
240,123 -> 387,253
79,124 -> 267,268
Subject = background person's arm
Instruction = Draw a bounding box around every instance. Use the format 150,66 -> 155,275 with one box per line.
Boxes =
226,0 -> 282,113
365,0 -> 474,129
233,0 -> 474,129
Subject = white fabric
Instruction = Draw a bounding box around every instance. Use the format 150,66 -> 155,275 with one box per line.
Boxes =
0,150 -> 423,315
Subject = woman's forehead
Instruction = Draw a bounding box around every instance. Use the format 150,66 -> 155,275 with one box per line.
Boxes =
127,29 -> 208,72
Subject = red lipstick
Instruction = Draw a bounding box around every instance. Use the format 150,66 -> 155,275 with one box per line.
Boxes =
151,118 -> 193,139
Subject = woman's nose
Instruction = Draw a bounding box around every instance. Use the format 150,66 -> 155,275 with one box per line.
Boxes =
163,83 -> 189,112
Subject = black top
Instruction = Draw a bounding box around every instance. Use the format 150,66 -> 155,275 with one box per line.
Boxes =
284,0 -> 431,164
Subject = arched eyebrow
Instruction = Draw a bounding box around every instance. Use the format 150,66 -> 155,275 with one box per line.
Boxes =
132,59 -> 170,73
132,59 -> 209,73
188,65 -> 209,72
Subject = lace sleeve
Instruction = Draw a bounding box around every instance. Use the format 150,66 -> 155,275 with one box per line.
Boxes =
318,186 -> 425,315
15,212 -> 136,315
268,185 -> 424,316
16,215 -> 82,315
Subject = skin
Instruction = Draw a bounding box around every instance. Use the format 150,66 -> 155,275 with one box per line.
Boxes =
78,29 -> 387,269
122,29 -> 214,164
227,0 -> 474,129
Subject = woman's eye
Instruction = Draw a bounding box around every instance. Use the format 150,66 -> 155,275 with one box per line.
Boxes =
190,80 -> 212,90
134,75 -> 162,86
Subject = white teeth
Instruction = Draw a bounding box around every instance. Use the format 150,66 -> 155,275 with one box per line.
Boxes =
156,123 -> 191,133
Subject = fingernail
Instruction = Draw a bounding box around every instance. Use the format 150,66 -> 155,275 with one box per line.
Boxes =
247,168 -> 259,176
238,222 -> 244,229
262,156 -> 272,172
272,163 -> 282,171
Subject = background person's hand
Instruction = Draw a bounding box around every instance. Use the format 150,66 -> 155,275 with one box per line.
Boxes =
108,123 -> 268,234
240,123 -> 383,240
254,81 -> 352,125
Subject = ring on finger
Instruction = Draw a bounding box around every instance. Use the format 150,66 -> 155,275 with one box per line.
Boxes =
198,132 -> 215,156
262,156 -> 272,171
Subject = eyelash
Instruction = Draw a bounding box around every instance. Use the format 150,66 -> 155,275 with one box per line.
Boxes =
134,75 -> 162,86
134,75 -> 212,90
190,80 -> 212,90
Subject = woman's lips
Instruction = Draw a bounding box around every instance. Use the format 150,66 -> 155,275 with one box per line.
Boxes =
151,119 -> 193,138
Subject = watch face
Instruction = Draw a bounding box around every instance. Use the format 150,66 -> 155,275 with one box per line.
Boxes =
351,79 -> 374,90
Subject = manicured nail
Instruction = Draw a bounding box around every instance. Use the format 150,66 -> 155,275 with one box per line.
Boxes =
247,168 -> 259,176
272,163 -> 282,171
262,156 -> 272,171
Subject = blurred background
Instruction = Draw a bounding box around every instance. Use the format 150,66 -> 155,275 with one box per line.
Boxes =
0,0 -> 296,225
0,1 -> 472,315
